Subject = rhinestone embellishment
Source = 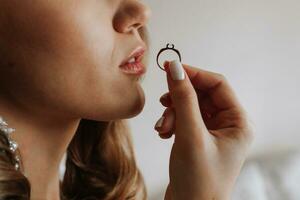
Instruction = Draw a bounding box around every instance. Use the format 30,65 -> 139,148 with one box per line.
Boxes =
0,116 -> 21,170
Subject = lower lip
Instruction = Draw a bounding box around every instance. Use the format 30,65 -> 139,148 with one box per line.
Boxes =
119,61 -> 146,75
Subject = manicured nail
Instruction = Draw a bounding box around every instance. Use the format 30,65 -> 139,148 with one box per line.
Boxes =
155,116 -> 165,129
169,59 -> 185,80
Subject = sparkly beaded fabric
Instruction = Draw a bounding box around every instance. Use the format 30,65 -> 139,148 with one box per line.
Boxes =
0,116 -> 21,171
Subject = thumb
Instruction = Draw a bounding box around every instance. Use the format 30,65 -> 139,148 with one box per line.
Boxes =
164,60 -> 206,139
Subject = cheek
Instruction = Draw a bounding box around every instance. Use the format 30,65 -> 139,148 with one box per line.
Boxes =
3,1 -> 146,120
16,32 -> 145,121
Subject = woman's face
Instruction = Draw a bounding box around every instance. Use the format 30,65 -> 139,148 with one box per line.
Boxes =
0,0 -> 151,121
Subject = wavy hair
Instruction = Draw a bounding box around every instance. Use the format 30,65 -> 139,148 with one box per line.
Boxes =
0,27 -> 150,200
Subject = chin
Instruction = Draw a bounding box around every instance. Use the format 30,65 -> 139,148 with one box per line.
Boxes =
127,101 -> 145,118
84,85 -> 146,121
124,88 -> 146,119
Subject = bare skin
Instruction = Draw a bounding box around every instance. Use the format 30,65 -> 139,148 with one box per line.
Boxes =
0,0 -> 253,200
0,0 -> 151,199
155,62 -> 253,200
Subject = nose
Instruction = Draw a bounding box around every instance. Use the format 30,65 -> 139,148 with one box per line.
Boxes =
113,0 -> 152,34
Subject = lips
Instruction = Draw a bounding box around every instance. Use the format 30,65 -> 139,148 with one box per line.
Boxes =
120,47 -> 146,67
119,46 -> 146,75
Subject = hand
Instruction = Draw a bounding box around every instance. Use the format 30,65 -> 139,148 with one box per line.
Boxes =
154,60 -> 254,200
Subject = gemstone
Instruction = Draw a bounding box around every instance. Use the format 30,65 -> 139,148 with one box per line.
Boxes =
0,127 -> 15,135
15,163 -> 20,170
0,116 -> 21,171
7,128 -> 15,134
9,141 -> 18,152
15,155 -> 20,162
0,126 -> 8,133
5,128 -> 15,134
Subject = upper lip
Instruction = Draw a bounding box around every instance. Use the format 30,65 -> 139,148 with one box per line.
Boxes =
120,46 -> 146,67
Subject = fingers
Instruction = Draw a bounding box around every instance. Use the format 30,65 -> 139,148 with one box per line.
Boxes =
179,64 -> 249,140
164,60 -> 206,139
154,107 -> 175,139
162,63 -> 241,111
160,92 -> 172,107
182,64 -> 242,110
158,61 -> 247,145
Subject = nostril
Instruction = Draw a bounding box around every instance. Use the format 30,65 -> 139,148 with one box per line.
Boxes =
129,22 -> 143,32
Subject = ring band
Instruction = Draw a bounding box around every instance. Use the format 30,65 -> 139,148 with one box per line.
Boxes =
156,43 -> 182,71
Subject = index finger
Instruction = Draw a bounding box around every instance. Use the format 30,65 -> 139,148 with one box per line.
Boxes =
182,64 -> 242,110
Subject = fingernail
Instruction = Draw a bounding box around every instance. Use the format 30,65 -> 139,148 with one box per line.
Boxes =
155,116 -> 165,129
169,59 -> 185,80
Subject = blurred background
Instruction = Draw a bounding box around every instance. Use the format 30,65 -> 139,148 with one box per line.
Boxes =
129,0 -> 300,199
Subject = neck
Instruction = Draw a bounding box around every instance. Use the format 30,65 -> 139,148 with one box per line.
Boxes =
0,97 -> 81,200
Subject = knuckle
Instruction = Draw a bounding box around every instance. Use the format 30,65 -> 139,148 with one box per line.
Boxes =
238,117 -> 255,145
244,121 -> 255,144
172,87 -> 197,102
213,72 -> 228,83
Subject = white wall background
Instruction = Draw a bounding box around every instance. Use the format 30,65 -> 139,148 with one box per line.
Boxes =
129,0 -> 300,199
